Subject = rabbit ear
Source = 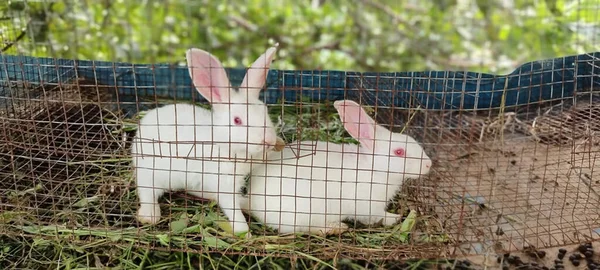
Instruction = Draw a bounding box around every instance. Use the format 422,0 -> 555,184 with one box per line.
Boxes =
186,48 -> 231,104
333,100 -> 377,151
240,44 -> 278,99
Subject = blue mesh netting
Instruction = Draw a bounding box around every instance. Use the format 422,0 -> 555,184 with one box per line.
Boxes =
0,51 -> 598,117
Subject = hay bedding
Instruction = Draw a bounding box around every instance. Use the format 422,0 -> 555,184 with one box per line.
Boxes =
0,81 -> 446,261
2,76 -> 599,261
0,78 -> 136,226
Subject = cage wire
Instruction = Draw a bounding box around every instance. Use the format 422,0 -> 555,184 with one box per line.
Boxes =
0,0 -> 599,269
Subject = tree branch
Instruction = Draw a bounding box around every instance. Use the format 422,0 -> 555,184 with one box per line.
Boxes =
2,25 -> 27,52
228,15 -> 258,32
356,0 -> 415,27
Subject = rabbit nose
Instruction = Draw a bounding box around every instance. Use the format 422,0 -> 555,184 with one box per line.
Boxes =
425,161 -> 432,168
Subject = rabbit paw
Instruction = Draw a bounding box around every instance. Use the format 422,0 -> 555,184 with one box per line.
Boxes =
320,221 -> 349,236
137,204 -> 161,224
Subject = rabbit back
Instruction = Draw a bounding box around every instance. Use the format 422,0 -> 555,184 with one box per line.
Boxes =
133,104 -> 248,198
247,141 -> 396,233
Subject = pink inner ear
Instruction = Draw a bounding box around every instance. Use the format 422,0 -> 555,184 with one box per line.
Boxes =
187,49 -> 228,104
358,122 -> 373,140
194,71 -> 221,102
336,101 -> 376,149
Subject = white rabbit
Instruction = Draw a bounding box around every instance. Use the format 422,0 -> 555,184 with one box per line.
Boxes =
131,45 -> 279,237
242,100 -> 432,235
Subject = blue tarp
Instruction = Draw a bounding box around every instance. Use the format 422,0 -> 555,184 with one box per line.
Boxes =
0,52 -> 598,114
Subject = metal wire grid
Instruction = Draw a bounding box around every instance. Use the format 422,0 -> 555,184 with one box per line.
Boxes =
0,52 -> 597,262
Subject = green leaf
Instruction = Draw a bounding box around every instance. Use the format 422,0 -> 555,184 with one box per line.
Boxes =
156,234 -> 170,246
169,219 -> 189,234
202,235 -> 232,249
398,209 -> 418,242
72,195 -> 100,208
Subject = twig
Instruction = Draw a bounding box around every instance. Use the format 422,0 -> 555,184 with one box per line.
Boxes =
228,15 -> 258,32
2,2 -> 55,53
299,41 -> 341,55
1,28 -> 27,52
100,0 -> 113,29
356,0 -> 424,22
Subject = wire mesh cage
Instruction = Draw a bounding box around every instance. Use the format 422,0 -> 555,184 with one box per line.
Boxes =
1,0 -> 599,269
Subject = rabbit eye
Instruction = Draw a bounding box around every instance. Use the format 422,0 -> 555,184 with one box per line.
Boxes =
394,148 -> 405,157
233,116 -> 242,126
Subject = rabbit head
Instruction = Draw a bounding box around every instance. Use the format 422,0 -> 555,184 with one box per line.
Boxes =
186,46 -> 278,159
333,100 -> 432,179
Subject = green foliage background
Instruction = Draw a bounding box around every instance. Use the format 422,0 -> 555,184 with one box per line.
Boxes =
1,0 -> 598,74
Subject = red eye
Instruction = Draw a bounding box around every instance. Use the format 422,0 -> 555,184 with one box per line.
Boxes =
233,116 -> 242,126
394,148 -> 405,157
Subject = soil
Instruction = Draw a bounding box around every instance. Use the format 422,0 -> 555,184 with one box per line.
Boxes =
423,132 -> 600,258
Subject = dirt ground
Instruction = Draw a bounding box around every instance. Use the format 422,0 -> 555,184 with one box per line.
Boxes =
466,241 -> 600,269
416,130 -> 600,266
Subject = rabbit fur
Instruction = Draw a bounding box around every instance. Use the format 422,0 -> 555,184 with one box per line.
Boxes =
132,45 -> 279,237
242,100 -> 432,235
